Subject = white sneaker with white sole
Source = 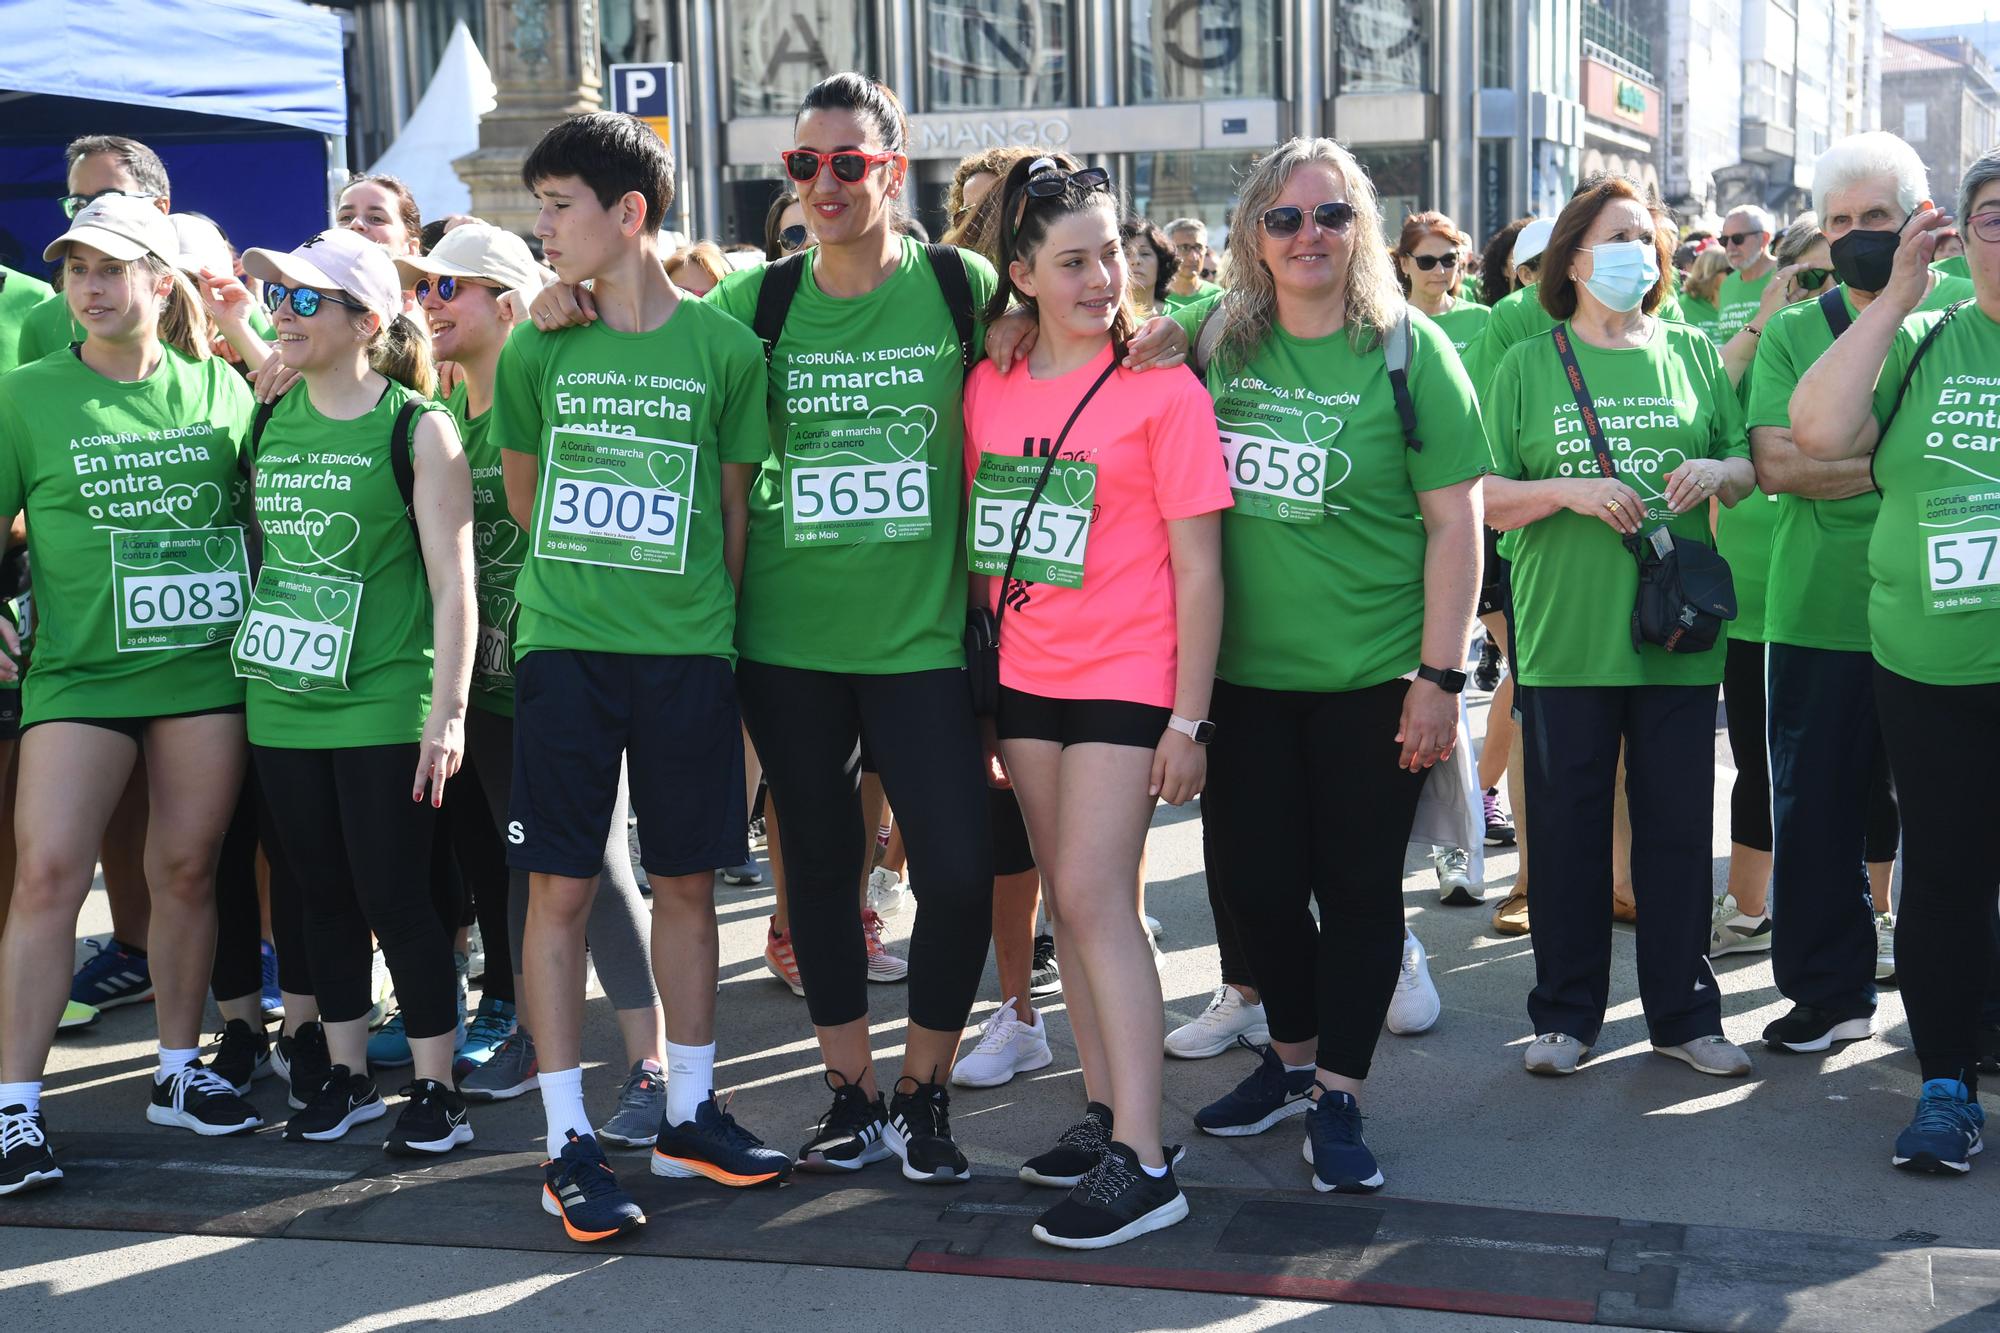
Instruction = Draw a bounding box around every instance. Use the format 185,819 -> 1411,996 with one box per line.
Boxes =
1166,985 -> 1270,1059
1385,930 -> 1441,1035
952,1000 -> 1054,1088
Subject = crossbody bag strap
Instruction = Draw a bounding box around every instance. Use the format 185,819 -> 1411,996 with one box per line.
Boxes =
1549,324 -> 1644,557
992,356 -> 1121,642
1818,287 -> 1853,339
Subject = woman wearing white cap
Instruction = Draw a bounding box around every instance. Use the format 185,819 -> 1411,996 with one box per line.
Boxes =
230,228 -> 478,1156
0,195 -> 262,1198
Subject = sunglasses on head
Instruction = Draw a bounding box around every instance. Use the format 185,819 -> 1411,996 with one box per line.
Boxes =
1260,201 -> 1356,238
264,284 -> 367,318
781,148 -> 902,185
1022,166 -> 1111,200
414,275 -> 494,303
60,188 -> 158,219
1408,252 -> 1460,271
1721,230 -> 1762,247
779,223 -> 809,252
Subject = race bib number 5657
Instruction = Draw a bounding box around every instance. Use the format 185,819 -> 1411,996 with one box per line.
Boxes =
534,427 -> 695,575
967,454 -> 1094,588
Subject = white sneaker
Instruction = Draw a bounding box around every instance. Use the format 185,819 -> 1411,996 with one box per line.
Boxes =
867,866 -> 908,918
951,999 -> 1054,1088
1166,985 -> 1270,1059
365,948 -> 393,1030
1707,893 -> 1772,957
1385,930 -> 1441,1036
1433,846 -> 1479,906
1875,911 -> 1896,982
1142,913 -> 1163,940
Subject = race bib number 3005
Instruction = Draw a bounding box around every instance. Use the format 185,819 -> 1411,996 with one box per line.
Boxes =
1218,426 -> 1326,523
1921,484 -> 2000,615
534,427 -> 694,575
967,454 -> 1094,589
783,417 -> 931,547
109,526 -> 251,652
230,567 -> 362,692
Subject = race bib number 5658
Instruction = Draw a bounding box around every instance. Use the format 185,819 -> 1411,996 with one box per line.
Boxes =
534,427 -> 695,575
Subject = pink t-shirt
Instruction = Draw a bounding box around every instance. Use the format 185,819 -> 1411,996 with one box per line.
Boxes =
963,345 -> 1231,708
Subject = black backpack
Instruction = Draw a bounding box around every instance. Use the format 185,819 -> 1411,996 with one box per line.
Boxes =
750,244 -> 976,371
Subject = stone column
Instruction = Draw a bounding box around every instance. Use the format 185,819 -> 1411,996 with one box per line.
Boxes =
455,0 -> 604,234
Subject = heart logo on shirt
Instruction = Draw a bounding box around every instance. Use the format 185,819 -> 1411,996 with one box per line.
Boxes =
312,586 -> 352,623
646,451 -> 688,495
299,510 -> 361,569
1301,412 -> 1346,446
1621,447 -> 1689,500
475,521 -> 523,571
201,534 -> 237,573
1324,447 -> 1354,493
157,481 -> 226,529
868,404 -> 939,462
1054,465 -> 1096,511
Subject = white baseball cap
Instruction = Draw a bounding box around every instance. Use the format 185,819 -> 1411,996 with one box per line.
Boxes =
44,193 -> 178,265
394,222 -> 550,296
1512,217 -> 1556,267
242,229 -> 403,325
169,214 -> 234,277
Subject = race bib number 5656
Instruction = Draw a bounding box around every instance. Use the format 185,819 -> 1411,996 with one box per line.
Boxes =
534,427 -> 695,575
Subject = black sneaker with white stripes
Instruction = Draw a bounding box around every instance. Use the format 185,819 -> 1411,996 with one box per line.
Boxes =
286,1066 -> 385,1142
385,1079 -> 474,1156
1019,1101 -> 1113,1188
0,1105 -> 60,1196
1031,1139 -> 1189,1250
146,1062 -> 262,1136
796,1071 -> 891,1172
211,1019 -> 272,1096
886,1078 -> 969,1184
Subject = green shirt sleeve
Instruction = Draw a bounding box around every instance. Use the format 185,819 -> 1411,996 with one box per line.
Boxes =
707,262 -> 764,327
0,380 -> 26,521
1689,332 -> 1751,462
1406,315 -> 1491,491
1170,290 -> 1221,345
491,322 -> 546,457
712,318 -> 772,466
1744,307 -> 1808,429
1481,344 -> 1527,481
17,293 -> 76,365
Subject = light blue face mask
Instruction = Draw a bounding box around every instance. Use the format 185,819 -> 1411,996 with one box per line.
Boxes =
1580,239 -> 1659,312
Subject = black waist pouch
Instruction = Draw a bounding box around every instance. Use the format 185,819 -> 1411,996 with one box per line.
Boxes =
1630,527 -> 1736,654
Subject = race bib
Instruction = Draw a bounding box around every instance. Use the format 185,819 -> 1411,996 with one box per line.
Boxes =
783,417 -> 931,547
967,454 -> 1094,589
231,567 -> 362,692
474,583 -> 518,691
534,427 -> 694,575
109,526 -> 251,652
1218,426 -> 1326,523
1920,484 -> 2000,615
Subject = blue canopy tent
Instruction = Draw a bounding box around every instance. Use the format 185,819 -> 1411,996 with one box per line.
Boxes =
0,0 -> 346,274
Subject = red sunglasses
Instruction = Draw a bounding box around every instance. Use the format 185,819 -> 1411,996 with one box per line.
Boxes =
781,148 -> 903,185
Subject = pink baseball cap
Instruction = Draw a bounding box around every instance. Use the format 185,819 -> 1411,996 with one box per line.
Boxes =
242,229 -> 403,325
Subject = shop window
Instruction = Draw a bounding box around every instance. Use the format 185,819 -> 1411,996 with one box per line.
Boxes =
728,0 -> 879,118
925,1 -> 1074,109
1338,0 -> 1429,95
1127,0 -> 1281,103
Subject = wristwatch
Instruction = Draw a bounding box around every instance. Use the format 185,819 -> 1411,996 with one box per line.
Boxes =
1168,714 -> 1216,745
1416,664 -> 1468,694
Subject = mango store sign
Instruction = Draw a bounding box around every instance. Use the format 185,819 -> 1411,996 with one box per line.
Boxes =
911,113 -> 1073,158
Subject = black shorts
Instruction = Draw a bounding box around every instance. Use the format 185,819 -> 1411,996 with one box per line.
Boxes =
989,784 -> 1036,876
20,701 -> 244,741
0,689 -> 18,741
996,686 -> 1170,750
509,649 -> 747,878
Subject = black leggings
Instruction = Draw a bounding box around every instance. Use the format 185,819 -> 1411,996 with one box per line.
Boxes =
1203,678 -> 1425,1079
1874,667 -> 2000,1092
737,661 -> 992,1034
1722,637 -> 1771,853
210,773 -> 263,1004
253,743 -> 456,1037
1197,800 -> 1256,990
439,758 -> 512,1002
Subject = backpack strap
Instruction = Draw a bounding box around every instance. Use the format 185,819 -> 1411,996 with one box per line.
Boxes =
921,243 -> 976,371
1818,287 -> 1853,339
750,252 -> 809,363
390,399 -> 425,567
1190,302 -> 1227,379
1384,304 -> 1423,452
1876,299 -> 1969,444
247,400 -> 276,469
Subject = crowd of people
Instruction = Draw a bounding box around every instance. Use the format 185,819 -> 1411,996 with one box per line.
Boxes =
0,69 -> 1993,1256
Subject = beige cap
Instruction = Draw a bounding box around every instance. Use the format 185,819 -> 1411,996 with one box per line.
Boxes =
395,222 -> 551,296
169,214 -> 233,277
44,194 -> 178,265
242,229 -> 403,325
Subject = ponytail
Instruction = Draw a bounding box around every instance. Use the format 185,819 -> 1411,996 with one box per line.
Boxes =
368,312 -> 436,398
146,256 -> 213,362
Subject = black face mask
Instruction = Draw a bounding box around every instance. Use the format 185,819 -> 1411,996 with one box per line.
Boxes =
1829,207 -> 1916,293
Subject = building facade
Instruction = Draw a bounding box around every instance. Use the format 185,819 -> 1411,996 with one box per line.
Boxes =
1881,32 -> 2000,204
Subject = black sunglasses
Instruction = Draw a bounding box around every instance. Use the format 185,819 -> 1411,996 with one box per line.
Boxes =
781,148 -> 900,185
1720,230 -> 1763,247
779,224 -> 809,252
264,284 -> 367,318
1024,166 -> 1110,199
1408,252 -> 1460,271
1793,267 -> 1834,291
414,275 -> 493,303
1260,201 -> 1356,238
61,188 -> 158,219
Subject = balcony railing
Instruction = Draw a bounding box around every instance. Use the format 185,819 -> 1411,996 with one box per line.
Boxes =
1582,4 -> 1653,75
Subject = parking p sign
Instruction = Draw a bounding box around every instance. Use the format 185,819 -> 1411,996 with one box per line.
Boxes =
609,62 -> 679,148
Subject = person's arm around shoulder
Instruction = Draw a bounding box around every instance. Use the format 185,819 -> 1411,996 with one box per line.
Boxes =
494,326 -> 544,532
411,406 -> 476,807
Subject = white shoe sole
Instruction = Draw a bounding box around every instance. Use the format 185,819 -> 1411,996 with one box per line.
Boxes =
1523,1045 -> 1591,1076
866,962 -> 910,983
1031,1189 -> 1189,1250
951,1044 -> 1055,1089
0,1165 -> 62,1195
1893,1138 -> 1981,1173
1708,936 -> 1773,959
884,1122 -> 971,1184
1772,1017 -> 1875,1053
1165,1023 -> 1271,1060
596,1124 -> 661,1148
388,1122 -> 474,1154
461,1074 -> 540,1102
291,1099 -> 387,1142
794,1139 -> 893,1173
1302,1138 -> 1386,1192
764,958 -> 805,997
146,1104 -> 262,1136
88,989 -> 155,1011
1387,999 -> 1441,1036
1651,1044 -> 1753,1077
1197,1095 -> 1310,1137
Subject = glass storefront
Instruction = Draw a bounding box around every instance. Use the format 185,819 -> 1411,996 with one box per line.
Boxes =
1349,144 -> 1429,233
1130,148 -> 1261,244
925,0 -> 1075,108
1127,0 -> 1282,102
728,0 -> 881,118
1337,0 -> 1428,94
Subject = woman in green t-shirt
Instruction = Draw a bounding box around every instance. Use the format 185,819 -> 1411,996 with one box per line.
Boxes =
1482,176 -> 1757,1082
231,229 -> 477,1157
0,196 -> 268,1200
1393,210 -> 1490,358
1194,139 -> 1488,1196
1790,153 -> 2000,1175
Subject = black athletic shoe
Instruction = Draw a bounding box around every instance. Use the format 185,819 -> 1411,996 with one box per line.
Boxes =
1980,1026 -> 2000,1076
1019,1101 -> 1113,1188
211,1019 -> 272,1096
796,1072 -> 891,1172
276,1021 -> 332,1112
1031,1140 -> 1189,1250
1029,934 -> 1062,998
887,1078 -> 970,1184
147,1062 -> 262,1136
286,1066 -> 385,1142
1762,1003 -> 1876,1053
0,1105 -> 60,1196
1473,637 -> 1503,692
385,1079 -> 474,1155
543,1131 -> 645,1243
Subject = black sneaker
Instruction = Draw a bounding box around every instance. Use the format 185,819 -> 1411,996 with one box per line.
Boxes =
276,1021 -> 332,1112
1029,934 -> 1062,998
147,1062 -> 262,1136
651,1094 -> 792,1187
1194,1038 -> 1315,1136
1031,1140 -> 1189,1250
0,1105 -> 60,1196
543,1131 -> 645,1243
286,1066 -> 385,1142
385,1078 -> 474,1155
1473,636 -> 1503,692
211,1019 -> 272,1096
1981,1026 -> 2000,1075
1020,1101 -> 1113,1188
1762,1003 -> 1876,1053
887,1078 -> 970,1184
796,1071 -> 892,1173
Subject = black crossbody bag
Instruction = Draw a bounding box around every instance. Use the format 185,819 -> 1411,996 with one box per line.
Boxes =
1549,325 -> 1736,654
965,358 -> 1119,715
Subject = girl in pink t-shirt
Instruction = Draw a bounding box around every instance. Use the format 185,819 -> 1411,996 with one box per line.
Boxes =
961,154 -> 1229,1251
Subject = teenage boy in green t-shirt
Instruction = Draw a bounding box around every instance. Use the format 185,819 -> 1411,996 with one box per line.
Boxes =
494,113 -> 787,1243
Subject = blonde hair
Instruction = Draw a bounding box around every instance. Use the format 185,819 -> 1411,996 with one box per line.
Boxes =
665,241 -> 730,289
363,311 -> 436,397
1216,138 -> 1403,370
1684,246 -> 1732,305
139,253 -> 212,362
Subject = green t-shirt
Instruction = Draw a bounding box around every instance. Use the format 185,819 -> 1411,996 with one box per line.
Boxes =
0,266 -> 54,377
1164,279 -> 1223,311
17,291 -> 82,366
1429,299 -> 1492,361
1207,311 -> 1490,693
243,382 -> 446,748
446,381 -> 523,717
1459,274 -> 1484,304
710,235 -> 997,674
0,347 -> 255,724
1745,274 -> 1976,651
492,296 -> 768,663
1712,268 -> 1773,344
1864,302 -> 2000,685
1485,320 -> 1750,687
1677,294 -> 1720,344
1713,489 -> 1779,641
1933,255 -> 1971,280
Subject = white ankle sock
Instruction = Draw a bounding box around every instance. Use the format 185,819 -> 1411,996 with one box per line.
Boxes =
540,1065 -> 588,1159
1140,1157 -> 1168,1178
156,1046 -> 198,1082
0,1081 -> 41,1114
1283,1061 -> 1316,1075
665,1041 -> 715,1125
